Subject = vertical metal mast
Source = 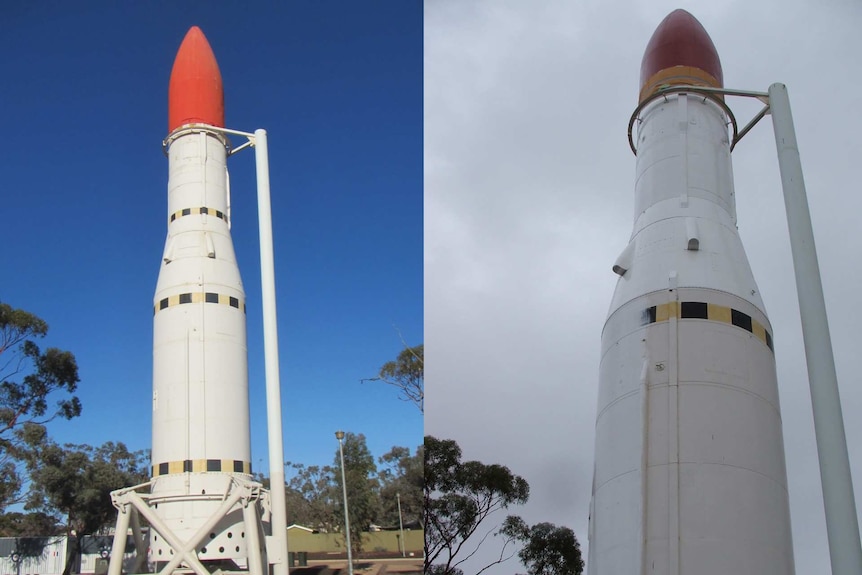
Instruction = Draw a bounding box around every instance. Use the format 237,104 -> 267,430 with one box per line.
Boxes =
769,82 -> 862,575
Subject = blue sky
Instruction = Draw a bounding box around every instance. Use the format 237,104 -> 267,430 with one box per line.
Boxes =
0,2 -> 422,478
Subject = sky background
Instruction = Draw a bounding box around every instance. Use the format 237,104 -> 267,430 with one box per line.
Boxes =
0,2 -> 422,481
425,1 -> 862,574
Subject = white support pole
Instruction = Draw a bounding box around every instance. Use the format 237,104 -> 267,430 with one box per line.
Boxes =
243,502 -> 265,575
254,128 -> 290,575
769,82 -> 862,574
130,510 -> 148,574
106,504 -> 131,575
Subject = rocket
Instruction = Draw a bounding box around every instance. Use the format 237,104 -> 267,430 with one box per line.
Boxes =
588,10 -> 795,575
150,26 -> 253,566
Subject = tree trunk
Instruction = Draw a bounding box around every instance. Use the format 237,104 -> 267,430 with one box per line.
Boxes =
62,535 -> 79,575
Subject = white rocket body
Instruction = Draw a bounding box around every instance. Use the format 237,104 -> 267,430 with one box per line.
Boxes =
150,127 -> 252,563
588,93 -> 795,574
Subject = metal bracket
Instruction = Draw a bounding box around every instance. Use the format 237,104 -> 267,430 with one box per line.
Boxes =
628,85 -> 772,155
162,124 -> 257,157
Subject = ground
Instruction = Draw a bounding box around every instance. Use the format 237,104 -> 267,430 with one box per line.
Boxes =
292,557 -> 422,575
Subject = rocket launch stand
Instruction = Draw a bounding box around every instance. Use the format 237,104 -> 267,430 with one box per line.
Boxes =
107,478 -> 271,575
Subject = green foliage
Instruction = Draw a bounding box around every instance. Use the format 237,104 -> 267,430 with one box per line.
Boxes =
500,518 -> 584,575
279,435 -> 423,559
426,566 -> 463,575
284,462 -> 339,531
377,444 -> 423,528
26,441 -> 149,534
424,435 -> 530,575
24,441 -> 149,575
0,511 -> 62,537
365,344 -> 424,413
0,303 -> 81,434
0,303 -> 81,511
334,432 -> 380,554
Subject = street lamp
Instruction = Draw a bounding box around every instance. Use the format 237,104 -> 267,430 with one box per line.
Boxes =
396,492 -> 405,557
335,431 -> 354,575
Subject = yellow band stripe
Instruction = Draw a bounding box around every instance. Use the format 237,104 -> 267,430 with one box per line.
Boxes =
639,65 -> 722,104
169,206 -> 228,225
153,292 -> 246,315
644,301 -> 773,351
152,459 -> 251,477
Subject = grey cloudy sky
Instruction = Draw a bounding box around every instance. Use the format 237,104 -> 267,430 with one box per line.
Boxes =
424,1 -> 862,573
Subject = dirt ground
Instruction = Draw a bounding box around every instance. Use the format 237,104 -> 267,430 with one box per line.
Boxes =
291,557 -> 423,575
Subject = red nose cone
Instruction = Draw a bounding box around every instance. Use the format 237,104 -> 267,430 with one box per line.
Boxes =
639,9 -> 722,102
168,26 -> 224,133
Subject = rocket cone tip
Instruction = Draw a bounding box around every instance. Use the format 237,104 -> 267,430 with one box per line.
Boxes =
168,25 -> 225,133
639,9 -> 723,103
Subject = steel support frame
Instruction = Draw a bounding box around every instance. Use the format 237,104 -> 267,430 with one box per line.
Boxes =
106,478 -> 268,575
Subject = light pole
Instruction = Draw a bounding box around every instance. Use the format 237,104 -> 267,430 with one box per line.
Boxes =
335,431 -> 354,575
396,492 -> 405,557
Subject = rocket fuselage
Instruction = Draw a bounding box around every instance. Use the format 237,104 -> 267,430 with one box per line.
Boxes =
588,11 -> 794,575
149,27 -> 252,565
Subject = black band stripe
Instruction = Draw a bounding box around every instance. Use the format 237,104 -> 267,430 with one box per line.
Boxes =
643,306 -> 657,324
154,292 -> 247,315
680,301 -> 708,319
169,206 -> 228,224
152,459 -> 251,477
731,309 -> 752,332
644,301 -> 773,351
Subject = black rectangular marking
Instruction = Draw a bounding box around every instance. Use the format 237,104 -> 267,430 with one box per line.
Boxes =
643,306 -> 657,325
200,207 -> 209,215
229,297 -> 239,308
183,460 -> 192,472
182,208 -> 191,216
159,298 -> 169,310
233,461 -> 244,473
158,462 -> 169,476
765,330 -> 774,351
731,309 -> 753,332
206,459 -> 221,472
179,293 -> 192,304
205,292 -> 219,303
681,301 -> 708,319
170,214 -> 177,222
216,210 -> 224,219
